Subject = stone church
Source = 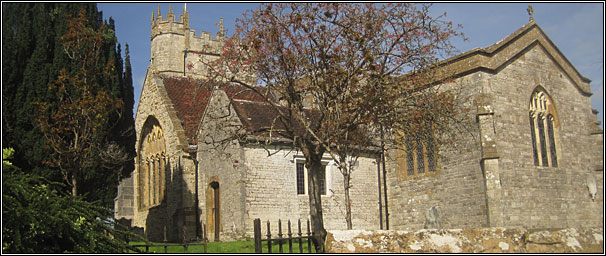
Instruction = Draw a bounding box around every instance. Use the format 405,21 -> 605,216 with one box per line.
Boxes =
114,5 -> 603,242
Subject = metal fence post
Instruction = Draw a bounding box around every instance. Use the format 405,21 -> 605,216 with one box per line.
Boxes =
298,219 -> 303,253
253,218 -> 262,253
267,220 -> 272,253
278,219 -> 283,253
203,223 -> 208,253
164,225 -> 168,253
288,220 -> 293,253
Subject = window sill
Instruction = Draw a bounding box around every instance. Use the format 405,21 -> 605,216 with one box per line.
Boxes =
396,170 -> 440,181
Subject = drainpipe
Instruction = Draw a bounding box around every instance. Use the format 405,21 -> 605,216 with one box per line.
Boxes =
187,145 -> 200,240
380,127 -> 389,230
183,50 -> 187,77
377,156 -> 383,229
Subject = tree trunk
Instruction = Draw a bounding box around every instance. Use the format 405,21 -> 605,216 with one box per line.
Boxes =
305,150 -> 326,252
344,172 -> 352,230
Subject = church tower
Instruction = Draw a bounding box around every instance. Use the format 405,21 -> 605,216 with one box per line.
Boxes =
150,4 -> 225,78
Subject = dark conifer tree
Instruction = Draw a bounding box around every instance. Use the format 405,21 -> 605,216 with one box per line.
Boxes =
2,3 -> 135,206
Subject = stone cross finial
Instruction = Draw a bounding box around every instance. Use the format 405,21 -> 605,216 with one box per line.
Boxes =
527,5 -> 534,22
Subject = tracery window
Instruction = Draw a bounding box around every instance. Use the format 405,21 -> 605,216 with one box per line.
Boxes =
139,119 -> 167,209
397,127 -> 437,179
529,89 -> 558,167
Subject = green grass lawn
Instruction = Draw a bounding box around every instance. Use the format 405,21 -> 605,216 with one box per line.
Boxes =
126,239 -> 318,253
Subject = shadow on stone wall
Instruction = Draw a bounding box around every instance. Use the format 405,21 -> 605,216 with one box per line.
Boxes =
143,157 -> 203,243
115,218 -> 145,242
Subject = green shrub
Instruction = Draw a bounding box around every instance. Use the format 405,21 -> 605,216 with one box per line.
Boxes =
2,148 -> 132,253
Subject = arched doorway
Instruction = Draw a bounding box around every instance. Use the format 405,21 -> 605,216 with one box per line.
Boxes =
206,181 -> 220,241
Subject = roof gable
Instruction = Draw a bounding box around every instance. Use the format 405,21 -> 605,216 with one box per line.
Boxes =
434,21 -> 591,96
162,76 -> 213,144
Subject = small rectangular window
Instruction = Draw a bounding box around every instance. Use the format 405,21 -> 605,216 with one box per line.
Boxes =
296,162 -> 327,195
318,165 -> 326,195
296,162 -> 305,195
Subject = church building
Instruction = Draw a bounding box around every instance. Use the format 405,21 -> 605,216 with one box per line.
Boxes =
114,5 -> 603,242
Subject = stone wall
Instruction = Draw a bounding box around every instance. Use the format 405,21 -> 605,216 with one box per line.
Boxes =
326,228 -> 604,253
386,73 -> 488,230
197,89 -> 249,241
197,89 -> 383,240
487,44 -> 603,228
114,176 -> 134,219
243,146 -> 381,237
385,38 -> 604,231
117,69 -> 198,242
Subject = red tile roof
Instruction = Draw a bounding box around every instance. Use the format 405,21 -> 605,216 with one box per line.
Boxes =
221,83 -> 270,102
160,75 -> 333,145
161,76 -> 271,144
162,76 -> 213,144
231,99 -> 316,141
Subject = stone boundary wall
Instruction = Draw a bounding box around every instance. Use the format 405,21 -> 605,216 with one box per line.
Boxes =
326,228 -> 603,253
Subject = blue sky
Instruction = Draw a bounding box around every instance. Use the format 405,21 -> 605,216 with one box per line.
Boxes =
97,2 -> 604,127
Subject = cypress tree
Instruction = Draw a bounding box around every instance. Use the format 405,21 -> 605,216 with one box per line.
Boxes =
2,3 -> 135,206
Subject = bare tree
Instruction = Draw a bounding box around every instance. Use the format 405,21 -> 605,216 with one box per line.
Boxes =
200,3 -> 465,249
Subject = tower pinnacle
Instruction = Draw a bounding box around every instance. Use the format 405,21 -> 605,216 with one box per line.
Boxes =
216,18 -> 224,38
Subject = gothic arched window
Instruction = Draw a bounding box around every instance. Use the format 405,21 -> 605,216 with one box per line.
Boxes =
139,118 -> 167,209
529,89 -> 559,167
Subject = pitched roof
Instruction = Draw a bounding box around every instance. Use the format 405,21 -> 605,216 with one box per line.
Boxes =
428,21 -> 592,95
231,99 -> 310,141
221,83 -> 270,102
162,76 -> 213,144
161,76 -> 272,144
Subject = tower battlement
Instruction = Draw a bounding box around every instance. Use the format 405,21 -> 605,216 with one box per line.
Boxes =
150,4 -> 225,77
151,4 -> 224,43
